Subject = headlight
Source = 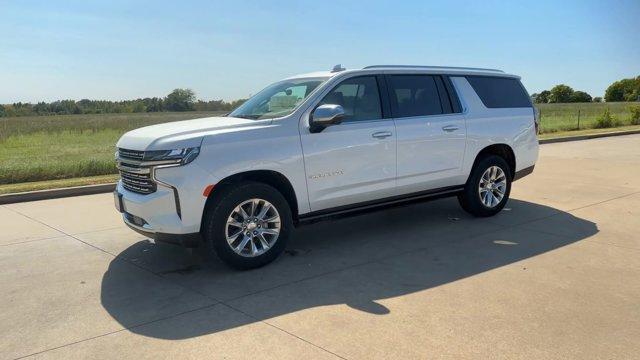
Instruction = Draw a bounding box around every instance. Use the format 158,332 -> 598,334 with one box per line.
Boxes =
145,147 -> 200,165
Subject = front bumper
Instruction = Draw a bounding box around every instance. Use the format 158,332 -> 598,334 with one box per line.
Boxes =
114,174 -> 206,247
122,210 -> 201,247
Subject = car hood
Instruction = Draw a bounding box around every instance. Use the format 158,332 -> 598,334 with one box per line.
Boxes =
116,116 -> 266,151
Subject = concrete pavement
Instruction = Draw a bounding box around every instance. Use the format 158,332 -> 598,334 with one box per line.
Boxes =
1,135 -> 639,359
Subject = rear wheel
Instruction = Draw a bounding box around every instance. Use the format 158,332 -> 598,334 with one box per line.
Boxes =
203,182 -> 292,269
458,155 -> 512,217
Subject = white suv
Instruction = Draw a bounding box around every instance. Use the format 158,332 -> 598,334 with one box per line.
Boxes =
114,65 -> 539,269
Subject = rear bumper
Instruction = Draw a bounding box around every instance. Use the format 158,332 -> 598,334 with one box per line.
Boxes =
513,165 -> 535,181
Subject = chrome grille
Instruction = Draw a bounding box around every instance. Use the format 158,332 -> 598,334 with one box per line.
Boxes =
117,148 -> 155,194
120,170 -> 156,194
118,148 -> 145,160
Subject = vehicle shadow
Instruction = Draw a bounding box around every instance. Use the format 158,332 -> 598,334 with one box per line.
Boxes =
101,197 -> 598,339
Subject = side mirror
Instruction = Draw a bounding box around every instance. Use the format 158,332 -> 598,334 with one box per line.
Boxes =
310,104 -> 345,133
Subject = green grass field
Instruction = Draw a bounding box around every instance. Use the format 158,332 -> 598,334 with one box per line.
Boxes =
537,102 -> 636,133
0,104 -> 638,188
0,111 -> 225,185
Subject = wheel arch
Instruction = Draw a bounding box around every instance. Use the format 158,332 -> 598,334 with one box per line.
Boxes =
469,144 -> 516,181
201,170 -> 300,233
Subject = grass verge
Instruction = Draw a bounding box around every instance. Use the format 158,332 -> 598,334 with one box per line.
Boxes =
0,111 -> 224,184
538,125 -> 640,140
0,174 -> 119,195
1,107 -> 639,195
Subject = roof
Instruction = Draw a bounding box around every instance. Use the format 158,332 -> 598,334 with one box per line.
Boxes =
362,65 -> 517,78
285,65 -> 518,80
284,71 -> 336,80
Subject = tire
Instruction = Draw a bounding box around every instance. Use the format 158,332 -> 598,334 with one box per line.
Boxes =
202,181 -> 293,270
458,155 -> 512,217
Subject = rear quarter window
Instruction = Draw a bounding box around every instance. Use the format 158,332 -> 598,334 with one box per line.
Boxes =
466,76 -> 532,108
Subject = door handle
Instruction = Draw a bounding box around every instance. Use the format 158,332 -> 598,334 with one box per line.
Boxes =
442,125 -> 459,132
371,131 -> 392,139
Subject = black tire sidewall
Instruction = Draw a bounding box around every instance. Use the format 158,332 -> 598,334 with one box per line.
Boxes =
204,182 -> 292,270
460,155 -> 512,217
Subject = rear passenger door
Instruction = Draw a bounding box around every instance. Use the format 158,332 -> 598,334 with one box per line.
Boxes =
387,74 -> 467,194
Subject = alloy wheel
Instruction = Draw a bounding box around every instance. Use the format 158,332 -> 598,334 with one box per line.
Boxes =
478,166 -> 507,208
225,198 -> 281,257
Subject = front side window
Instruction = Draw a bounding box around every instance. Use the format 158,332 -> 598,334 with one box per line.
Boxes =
230,77 -> 328,120
388,75 -> 443,117
317,76 -> 382,122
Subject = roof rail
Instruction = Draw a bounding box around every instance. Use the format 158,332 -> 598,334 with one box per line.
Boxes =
363,65 -> 505,73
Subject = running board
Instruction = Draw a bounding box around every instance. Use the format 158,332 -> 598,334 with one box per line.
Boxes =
297,185 -> 464,225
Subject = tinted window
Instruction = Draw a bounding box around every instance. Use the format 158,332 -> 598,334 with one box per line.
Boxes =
443,76 -> 462,113
318,76 -> 382,121
388,75 -> 443,117
466,76 -> 531,108
230,78 -> 328,120
434,76 -> 453,113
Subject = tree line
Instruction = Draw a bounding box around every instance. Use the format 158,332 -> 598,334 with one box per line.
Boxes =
532,75 -> 640,104
0,88 -> 246,117
2,75 -> 638,117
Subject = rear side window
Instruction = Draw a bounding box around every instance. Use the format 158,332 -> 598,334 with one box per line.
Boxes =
466,76 -> 531,108
387,75 -> 443,117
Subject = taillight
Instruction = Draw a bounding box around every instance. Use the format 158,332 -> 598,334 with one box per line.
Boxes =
533,108 -> 540,135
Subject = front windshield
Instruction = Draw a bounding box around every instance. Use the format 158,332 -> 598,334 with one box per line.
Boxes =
229,77 -> 328,120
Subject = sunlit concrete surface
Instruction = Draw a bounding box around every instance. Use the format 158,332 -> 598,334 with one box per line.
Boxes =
1,135 -> 639,359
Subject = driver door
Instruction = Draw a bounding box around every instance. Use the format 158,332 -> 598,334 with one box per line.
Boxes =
300,75 -> 397,212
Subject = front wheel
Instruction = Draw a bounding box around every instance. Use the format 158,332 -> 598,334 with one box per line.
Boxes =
458,155 -> 512,217
203,182 -> 292,269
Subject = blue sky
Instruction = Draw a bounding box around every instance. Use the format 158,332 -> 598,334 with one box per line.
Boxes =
1,0 -> 639,103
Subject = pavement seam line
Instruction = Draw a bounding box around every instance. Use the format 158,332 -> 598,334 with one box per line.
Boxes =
483,190 -> 640,234
80,189 -> 640,304
565,190 -> 640,213
3,206 -> 121,258
13,303 -> 221,360
224,224 -> 506,303
5,205 -> 224,303
580,238 -> 640,253
221,188 -> 640,304
0,234 -> 68,247
495,190 -> 640,239
2,205 -> 210,298
493,223 -> 640,265
3,206 -> 228,351
8,190 -> 638,358
218,302 -> 348,360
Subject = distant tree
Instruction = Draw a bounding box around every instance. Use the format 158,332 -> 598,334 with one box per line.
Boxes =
593,97 -> 603,103
605,76 -> 640,102
132,101 -> 146,113
33,102 -> 50,115
228,99 -> 247,111
142,97 -> 164,112
1,91 -> 244,117
605,80 -> 627,102
569,91 -> 592,103
534,90 -> 551,104
164,89 -> 196,111
548,84 -> 574,103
